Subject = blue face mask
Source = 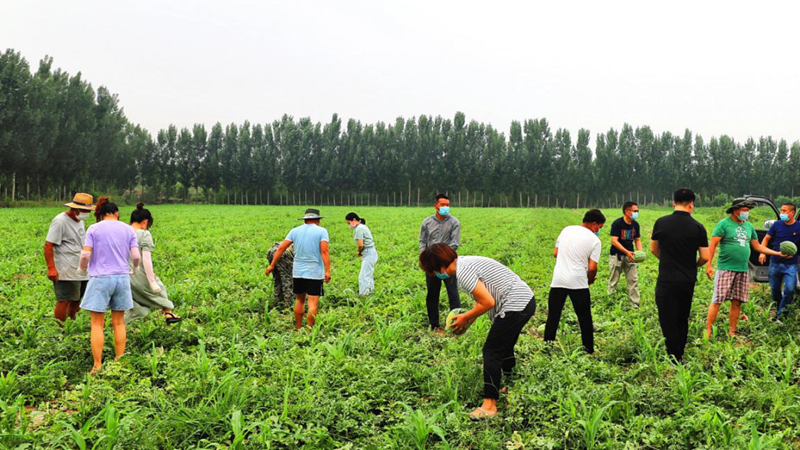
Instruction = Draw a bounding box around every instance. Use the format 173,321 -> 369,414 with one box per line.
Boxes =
739,211 -> 749,221
781,213 -> 791,222
435,271 -> 450,280
438,206 -> 450,216
594,228 -> 601,236
631,211 -> 639,221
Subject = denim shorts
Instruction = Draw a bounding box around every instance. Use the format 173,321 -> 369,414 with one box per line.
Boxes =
80,275 -> 134,312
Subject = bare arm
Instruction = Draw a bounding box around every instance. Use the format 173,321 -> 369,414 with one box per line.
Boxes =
705,236 -> 721,279
356,238 -> 364,255
758,235 -> 773,264
142,250 -> 157,284
751,239 -> 782,257
44,242 -> 58,281
265,240 -> 293,276
320,240 -> 331,283
635,237 -> 643,252
587,259 -> 599,285
611,236 -> 634,261
553,247 -> 558,258
697,247 -> 710,267
650,239 -> 661,259
450,280 -> 495,332
130,247 -> 141,272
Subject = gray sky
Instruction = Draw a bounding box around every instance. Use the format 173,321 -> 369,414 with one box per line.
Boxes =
2,0 -> 799,144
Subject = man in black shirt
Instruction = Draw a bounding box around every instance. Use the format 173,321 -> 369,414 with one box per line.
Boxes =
650,188 -> 710,362
608,201 -> 642,308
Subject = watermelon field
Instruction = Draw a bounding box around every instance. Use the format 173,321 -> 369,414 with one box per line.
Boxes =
1,205 -> 798,448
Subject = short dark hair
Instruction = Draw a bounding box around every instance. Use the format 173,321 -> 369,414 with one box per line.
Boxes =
130,203 -> 154,228
435,193 -> 450,203
623,201 -> 638,214
345,212 -> 366,225
783,203 -> 797,213
673,188 -> 696,204
582,209 -> 606,224
419,243 -> 457,273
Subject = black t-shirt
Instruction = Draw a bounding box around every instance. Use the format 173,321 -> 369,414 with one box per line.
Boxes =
609,217 -> 640,255
651,211 -> 709,283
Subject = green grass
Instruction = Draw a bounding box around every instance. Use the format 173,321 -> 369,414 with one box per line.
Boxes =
0,205 -> 797,448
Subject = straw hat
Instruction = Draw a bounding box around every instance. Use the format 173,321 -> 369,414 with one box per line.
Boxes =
64,193 -> 95,211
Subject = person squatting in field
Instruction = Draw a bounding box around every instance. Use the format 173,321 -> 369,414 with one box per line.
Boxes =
266,208 -> 331,329
420,194 -> 461,333
267,241 -> 296,309
544,209 -> 605,354
124,203 -> 181,325
704,198 -> 786,339
78,197 -> 140,374
44,193 -> 95,322
345,212 -> 378,296
650,189 -> 709,362
419,243 -> 535,420
608,202 -> 642,308
758,202 -> 800,323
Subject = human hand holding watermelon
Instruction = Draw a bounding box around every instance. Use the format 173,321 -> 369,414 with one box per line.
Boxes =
446,308 -> 473,335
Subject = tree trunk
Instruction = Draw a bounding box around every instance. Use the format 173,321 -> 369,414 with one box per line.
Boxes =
535,194 -> 538,208
417,188 -> 420,207
519,191 -> 523,207
527,195 -> 530,208
400,191 -> 403,207
11,172 -> 16,201
577,193 -> 580,209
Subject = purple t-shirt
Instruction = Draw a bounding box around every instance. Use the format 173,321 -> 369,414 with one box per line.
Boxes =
84,220 -> 138,277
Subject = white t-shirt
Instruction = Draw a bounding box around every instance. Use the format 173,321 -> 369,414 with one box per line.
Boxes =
551,225 -> 602,289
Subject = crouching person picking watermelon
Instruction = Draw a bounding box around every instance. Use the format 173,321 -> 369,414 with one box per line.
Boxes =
419,244 -> 535,420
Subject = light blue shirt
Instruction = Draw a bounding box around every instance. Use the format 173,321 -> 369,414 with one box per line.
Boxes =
285,224 -> 329,279
353,224 -> 375,249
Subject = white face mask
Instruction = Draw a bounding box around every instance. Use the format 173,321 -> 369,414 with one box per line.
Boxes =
77,212 -> 91,221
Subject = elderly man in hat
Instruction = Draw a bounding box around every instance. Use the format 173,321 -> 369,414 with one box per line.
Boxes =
44,193 -> 95,322
265,208 -> 331,329
705,198 -> 786,339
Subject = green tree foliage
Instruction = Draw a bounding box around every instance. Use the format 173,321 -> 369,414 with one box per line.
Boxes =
3,47 -> 800,206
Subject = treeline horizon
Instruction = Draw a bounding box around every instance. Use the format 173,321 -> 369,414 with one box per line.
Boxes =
3,48 -> 800,208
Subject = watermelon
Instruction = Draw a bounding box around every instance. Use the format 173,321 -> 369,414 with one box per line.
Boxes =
780,241 -> 797,256
633,251 -> 647,263
446,308 -> 469,334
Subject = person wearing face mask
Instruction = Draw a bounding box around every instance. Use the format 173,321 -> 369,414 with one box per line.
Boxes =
705,199 -> 785,340
758,203 -> 800,323
125,203 -> 181,325
44,193 -> 95,322
544,209 -> 606,354
419,243 -> 535,419
345,212 -> 378,296
419,193 -> 461,333
608,201 -> 643,308
650,188 -> 709,362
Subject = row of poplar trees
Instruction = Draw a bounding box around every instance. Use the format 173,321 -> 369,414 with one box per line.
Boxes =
3,48 -> 800,207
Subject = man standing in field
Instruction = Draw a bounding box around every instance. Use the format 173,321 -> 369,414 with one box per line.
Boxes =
44,193 -> 95,322
650,189 -> 709,362
705,199 -> 785,339
544,209 -> 605,354
419,194 -> 461,333
758,202 -> 800,323
265,208 -> 331,329
607,201 -> 642,308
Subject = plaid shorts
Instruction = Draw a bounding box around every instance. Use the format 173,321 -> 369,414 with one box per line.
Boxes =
712,269 -> 749,304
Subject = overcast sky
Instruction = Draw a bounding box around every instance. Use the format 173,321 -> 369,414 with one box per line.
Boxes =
2,0 -> 798,144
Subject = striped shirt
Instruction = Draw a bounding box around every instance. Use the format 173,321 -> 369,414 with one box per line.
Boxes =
456,256 -> 533,321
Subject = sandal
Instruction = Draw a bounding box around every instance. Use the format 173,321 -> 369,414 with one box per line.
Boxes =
165,312 -> 182,324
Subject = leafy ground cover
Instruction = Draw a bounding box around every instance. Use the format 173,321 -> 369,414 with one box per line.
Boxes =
0,205 -> 797,448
